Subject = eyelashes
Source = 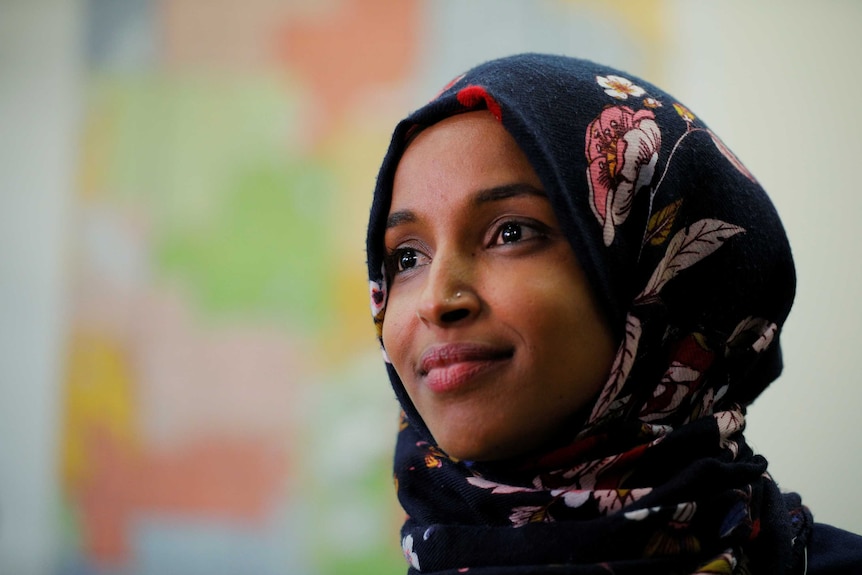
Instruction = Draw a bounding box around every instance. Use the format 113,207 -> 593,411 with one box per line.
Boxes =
384,218 -> 552,277
388,246 -> 429,273
490,220 -> 548,246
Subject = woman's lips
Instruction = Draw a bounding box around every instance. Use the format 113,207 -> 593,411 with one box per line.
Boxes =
419,343 -> 514,393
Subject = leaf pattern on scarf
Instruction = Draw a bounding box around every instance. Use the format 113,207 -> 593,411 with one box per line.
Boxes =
594,488 -> 652,514
550,488 -> 591,509
644,198 -> 683,247
637,219 -> 745,302
639,361 -> 702,422
588,313 -> 641,425
715,409 -> 744,438
715,408 -> 745,458
509,505 -> 553,526
692,383 -> 729,422
466,476 -> 542,495
469,463 -> 656,527
641,334 -> 717,424
673,501 -> 698,523
624,506 -> 656,521
560,450 -> 625,485
468,477 -> 586,526
402,534 -> 420,570
751,324 -> 778,353
726,316 -> 778,356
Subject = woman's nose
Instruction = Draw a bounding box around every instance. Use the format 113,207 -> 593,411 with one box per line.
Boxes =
416,255 -> 480,326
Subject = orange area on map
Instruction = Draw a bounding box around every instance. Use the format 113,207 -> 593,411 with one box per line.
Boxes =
278,0 -> 418,143
77,429 -> 287,564
62,326 -> 292,566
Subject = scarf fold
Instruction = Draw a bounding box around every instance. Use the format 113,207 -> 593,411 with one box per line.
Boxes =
367,54 -> 806,574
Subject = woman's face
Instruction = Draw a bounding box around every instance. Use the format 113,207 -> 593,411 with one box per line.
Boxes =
382,111 -> 616,462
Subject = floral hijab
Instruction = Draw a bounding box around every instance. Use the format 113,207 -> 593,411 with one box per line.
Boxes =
366,54 -> 808,574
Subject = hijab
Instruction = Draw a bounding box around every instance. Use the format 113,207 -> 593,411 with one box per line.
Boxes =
366,54 -> 808,574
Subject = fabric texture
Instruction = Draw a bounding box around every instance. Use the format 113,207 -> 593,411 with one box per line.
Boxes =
807,523 -> 862,574
366,54 -> 809,574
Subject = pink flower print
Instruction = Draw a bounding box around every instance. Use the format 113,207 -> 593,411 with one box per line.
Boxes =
586,106 -> 662,245
596,75 -> 646,100
369,278 -> 386,317
370,274 -> 387,339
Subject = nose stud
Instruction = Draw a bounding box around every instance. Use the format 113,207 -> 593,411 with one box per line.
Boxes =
416,291 -> 471,323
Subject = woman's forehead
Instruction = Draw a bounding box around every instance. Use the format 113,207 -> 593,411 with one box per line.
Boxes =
389,111 -> 542,210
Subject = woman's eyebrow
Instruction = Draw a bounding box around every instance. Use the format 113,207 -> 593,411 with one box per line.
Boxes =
386,210 -> 416,230
473,183 -> 546,204
385,183 -> 545,230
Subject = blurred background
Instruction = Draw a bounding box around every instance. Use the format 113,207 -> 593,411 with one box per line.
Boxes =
1,1 -> 861,573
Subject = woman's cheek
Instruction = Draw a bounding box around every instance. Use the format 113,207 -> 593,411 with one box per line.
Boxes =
381,297 -> 411,370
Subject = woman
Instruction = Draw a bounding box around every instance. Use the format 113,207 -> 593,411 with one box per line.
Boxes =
366,54 -> 861,574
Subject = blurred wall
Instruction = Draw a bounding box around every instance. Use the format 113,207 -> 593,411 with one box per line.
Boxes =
0,1 -> 81,573
664,0 -> 862,534
0,2 -> 860,575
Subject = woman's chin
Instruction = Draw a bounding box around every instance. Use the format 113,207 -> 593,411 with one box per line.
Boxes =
434,428 -> 538,463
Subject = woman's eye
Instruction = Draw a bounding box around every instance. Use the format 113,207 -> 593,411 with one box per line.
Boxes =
499,222 -> 523,243
398,248 -> 418,270
493,221 -> 545,246
388,247 -> 429,274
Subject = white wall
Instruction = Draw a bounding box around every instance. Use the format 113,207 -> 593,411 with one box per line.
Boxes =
667,0 -> 862,533
0,1 -> 81,572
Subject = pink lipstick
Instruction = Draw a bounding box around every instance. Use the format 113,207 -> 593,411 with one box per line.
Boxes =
419,343 -> 513,393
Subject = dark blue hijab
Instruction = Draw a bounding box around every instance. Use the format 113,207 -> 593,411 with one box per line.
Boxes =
367,54 -> 807,574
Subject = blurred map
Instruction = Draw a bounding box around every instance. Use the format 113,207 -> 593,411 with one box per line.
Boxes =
59,1 -> 658,573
